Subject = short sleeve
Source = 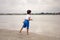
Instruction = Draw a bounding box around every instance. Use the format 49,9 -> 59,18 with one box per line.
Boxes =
28,15 -> 31,18
25,15 -> 31,20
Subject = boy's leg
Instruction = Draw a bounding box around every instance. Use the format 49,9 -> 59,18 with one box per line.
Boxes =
20,27 -> 23,33
27,28 -> 29,35
27,21 -> 29,35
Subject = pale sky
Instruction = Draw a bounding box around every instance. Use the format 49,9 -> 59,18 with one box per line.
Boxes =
0,0 -> 60,13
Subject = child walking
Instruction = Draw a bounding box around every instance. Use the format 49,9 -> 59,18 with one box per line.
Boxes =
20,10 -> 32,35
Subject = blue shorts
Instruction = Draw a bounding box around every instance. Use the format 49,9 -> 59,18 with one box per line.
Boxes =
22,19 -> 29,29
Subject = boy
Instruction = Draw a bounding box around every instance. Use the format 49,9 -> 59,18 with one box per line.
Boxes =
20,10 -> 32,35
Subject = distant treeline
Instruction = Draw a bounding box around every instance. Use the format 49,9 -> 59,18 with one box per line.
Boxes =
0,12 -> 60,15
32,12 -> 60,15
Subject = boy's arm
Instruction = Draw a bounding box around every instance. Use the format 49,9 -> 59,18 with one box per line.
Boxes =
28,17 -> 32,21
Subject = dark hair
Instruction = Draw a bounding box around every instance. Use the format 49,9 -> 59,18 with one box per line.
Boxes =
27,10 -> 31,14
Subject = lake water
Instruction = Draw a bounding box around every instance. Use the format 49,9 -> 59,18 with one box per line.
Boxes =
0,15 -> 60,37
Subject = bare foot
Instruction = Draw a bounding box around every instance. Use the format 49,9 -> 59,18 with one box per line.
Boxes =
27,33 -> 29,35
19,30 -> 21,33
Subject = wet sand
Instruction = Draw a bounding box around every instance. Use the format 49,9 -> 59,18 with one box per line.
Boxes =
0,15 -> 60,40
0,29 -> 60,40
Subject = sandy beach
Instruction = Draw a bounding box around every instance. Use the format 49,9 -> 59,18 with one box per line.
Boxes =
0,29 -> 60,40
0,15 -> 60,40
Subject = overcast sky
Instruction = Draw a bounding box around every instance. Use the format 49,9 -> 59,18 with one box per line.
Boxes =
0,0 -> 60,13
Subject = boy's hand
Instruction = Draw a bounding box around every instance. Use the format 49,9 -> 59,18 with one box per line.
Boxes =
30,19 -> 32,21
29,19 -> 33,21
29,17 -> 32,21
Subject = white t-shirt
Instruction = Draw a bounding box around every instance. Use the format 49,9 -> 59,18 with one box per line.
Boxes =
25,14 -> 31,20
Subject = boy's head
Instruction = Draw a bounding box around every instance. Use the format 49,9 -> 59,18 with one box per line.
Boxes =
27,10 -> 31,14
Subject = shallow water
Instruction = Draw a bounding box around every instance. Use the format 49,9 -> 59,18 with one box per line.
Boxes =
0,15 -> 60,38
